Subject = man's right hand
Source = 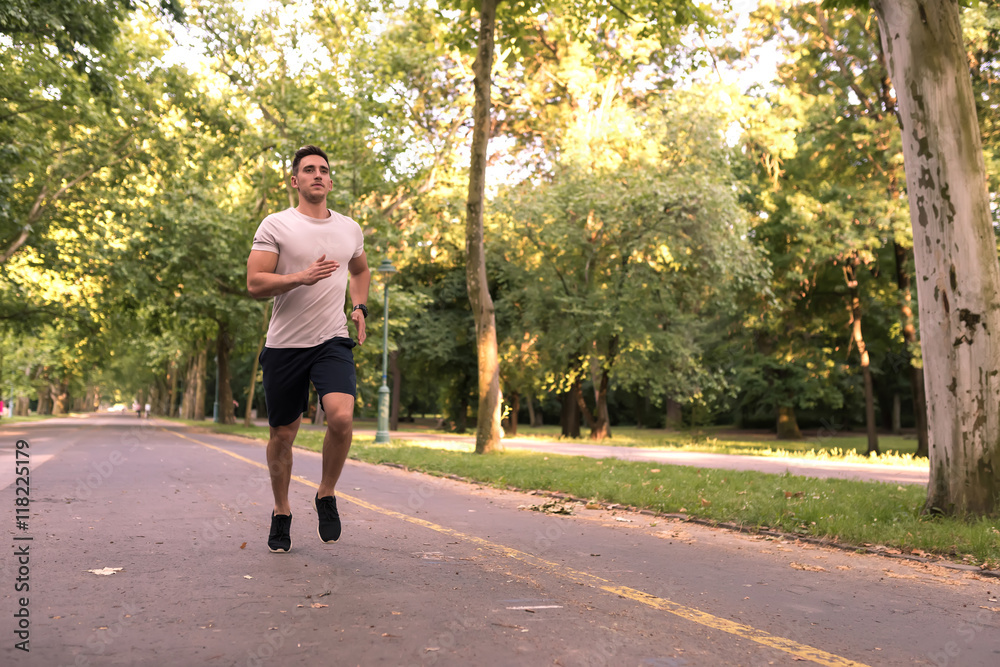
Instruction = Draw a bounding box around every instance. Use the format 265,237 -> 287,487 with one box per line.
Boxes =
298,255 -> 340,286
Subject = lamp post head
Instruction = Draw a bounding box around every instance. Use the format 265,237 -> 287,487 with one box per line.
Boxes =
377,258 -> 397,282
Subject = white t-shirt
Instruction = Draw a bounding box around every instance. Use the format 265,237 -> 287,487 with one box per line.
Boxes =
251,207 -> 364,348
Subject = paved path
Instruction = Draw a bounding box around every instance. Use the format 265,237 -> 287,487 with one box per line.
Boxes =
1,415 -> 996,667
349,429 -> 929,486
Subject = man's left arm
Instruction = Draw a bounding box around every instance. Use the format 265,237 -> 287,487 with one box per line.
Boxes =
348,251 -> 371,345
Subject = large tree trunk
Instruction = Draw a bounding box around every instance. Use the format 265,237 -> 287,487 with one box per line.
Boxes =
216,322 -> 235,425
846,256 -> 879,455
560,379 -> 582,438
36,382 -> 52,415
50,378 -> 70,415
193,346 -> 208,421
465,0 -> 503,454
873,0 -> 1000,515
589,370 -> 611,441
878,26 -> 930,459
776,405 -> 802,440
166,354 -> 179,417
181,354 -> 196,419
506,391 -> 519,436
664,398 -> 683,430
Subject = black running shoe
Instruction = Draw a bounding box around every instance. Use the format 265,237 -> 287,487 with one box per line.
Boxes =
268,512 -> 292,553
314,494 -> 341,543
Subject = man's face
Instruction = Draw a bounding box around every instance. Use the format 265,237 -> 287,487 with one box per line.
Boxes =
291,155 -> 332,204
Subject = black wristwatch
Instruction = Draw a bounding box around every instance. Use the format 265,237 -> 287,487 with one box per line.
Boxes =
352,304 -> 368,318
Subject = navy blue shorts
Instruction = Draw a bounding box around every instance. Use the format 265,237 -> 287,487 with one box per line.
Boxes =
259,337 -> 357,427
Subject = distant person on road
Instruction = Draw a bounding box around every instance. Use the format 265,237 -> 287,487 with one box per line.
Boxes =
144,402 -> 151,418
133,400 -> 141,418
246,144 -> 371,554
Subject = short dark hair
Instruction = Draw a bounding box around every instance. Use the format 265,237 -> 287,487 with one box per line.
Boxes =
291,145 -> 330,176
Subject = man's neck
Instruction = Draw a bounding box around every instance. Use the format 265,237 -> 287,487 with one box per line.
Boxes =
296,200 -> 330,219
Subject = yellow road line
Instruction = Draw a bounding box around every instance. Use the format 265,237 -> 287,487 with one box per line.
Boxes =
171,430 -> 869,667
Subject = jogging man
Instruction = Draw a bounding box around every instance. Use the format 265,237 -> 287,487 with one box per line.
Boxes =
246,145 -> 371,553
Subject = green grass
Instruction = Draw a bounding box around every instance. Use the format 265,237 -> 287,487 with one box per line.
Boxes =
0,415 -> 58,424
186,420 -> 998,568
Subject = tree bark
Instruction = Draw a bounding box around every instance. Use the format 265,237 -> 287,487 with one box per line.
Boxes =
507,391 -> 520,436
465,0 -> 503,454
181,354 -> 196,419
776,405 -> 802,440
589,370 -> 612,441
193,346 -> 207,421
50,380 -> 68,415
664,398 -> 683,430
526,395 -> 538,428
560,380 -> 582,438
216,321 -> 236,425
36,382 -> 52,415
167,354 -> 179,418
878,26 -> 930,459
873,0 -> 1000,515
846,256 -> 880,455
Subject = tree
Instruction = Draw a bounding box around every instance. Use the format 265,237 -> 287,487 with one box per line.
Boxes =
496,85 -> 764,441
870,0 -> 1000,515
457,0 -> 713,452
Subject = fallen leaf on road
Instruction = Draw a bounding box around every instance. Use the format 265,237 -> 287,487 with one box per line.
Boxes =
790,562 -> 827,572
585,502 -> 602,510
425,647 -> 440,652
310,603 -> 328,609
382,633 -> 398,638
240,542 -> 247,549
87,567 -> 123,576
520,500 -> 574,515
615,517 -> 633,523
836,566 -> 851,571
244,575 -> 253,579
979,606 -> 1000,612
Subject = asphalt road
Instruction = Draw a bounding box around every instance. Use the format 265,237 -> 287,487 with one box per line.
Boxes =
1,415 -> 997,666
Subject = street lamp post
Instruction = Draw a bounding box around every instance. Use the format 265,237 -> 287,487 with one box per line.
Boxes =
213,352 -> 220,423
375,258 -> 397,443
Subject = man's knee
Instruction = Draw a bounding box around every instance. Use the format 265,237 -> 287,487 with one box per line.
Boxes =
269,423 -> 299,448
325,409 -> 352,433
321,393 -> 354,429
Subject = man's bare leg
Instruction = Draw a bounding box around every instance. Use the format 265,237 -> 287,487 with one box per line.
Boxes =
317,392 -> 354,498
267,419 -> 301,515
